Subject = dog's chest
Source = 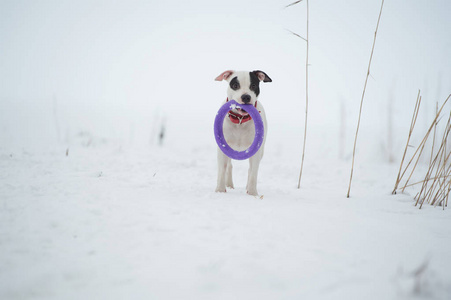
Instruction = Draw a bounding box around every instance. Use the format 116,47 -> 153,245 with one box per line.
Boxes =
222,119 -> 255,151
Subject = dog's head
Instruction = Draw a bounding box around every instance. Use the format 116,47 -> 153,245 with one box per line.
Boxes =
215,70 -> 272,106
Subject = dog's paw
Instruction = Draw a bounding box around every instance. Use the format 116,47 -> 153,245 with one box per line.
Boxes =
247,189 -> 258,196
215,187 -> 227,193
226,184 -> 234,189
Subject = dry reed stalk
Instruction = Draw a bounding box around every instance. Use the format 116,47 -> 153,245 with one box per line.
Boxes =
399,127 -> 431,187
415,123 -> 448,206
430,102 -> 439,163
401,127 -> 432,193
432,166 -> 450,207
403,174 -> 451,189
430,163 -> 449,207
441,176 -> 451,208
420,150 -> 451,209
285,0 -> 309,189
297,0 -> 309,189
416,110 -> 451,209
391,94 -> 451,210
416,121 -> 446,193
392,90 -> 421,193
415,152 -> 442,205
417,147 -> 443,202
396,95 -> 450,196
420,102 -> 440,195
445,179 -> 451,207
427,116 -> 451,207
392,90 -> 429,193
347,0 -> 385,198
287,29 -> 307,42
286,0 -> 303,8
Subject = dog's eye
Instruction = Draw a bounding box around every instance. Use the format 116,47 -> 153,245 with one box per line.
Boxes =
232,83 -> 240,90
251,84 -> 256,90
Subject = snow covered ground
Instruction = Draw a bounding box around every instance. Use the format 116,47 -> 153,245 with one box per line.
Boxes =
1,0 -> 451,299
1,127 -> 451,299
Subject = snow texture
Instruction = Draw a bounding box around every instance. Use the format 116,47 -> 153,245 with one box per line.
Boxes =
1,139 -> 451,300
1,0 -> 451,299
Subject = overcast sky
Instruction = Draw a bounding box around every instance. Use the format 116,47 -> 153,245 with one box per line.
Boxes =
1,0 -> 450,152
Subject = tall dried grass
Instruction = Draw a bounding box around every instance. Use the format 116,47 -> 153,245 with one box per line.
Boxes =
285,0 -> 309,189
347,0 -> 385,198
394,94 -> 451,209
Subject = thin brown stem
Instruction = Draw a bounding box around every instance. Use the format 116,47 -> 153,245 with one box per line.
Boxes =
418,109 -> 451,208
298,0 -> 309,189
420,102 -> 440,197
347,0 -> 385,198
401,174 -> 451,189
399,95 -> 451,200
397,92 -> 422,193
415,103 -> 449,203
393,90 -> 421,193
286,0 -> 304,8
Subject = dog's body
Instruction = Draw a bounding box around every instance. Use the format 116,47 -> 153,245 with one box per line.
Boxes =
214,70 -> 272,196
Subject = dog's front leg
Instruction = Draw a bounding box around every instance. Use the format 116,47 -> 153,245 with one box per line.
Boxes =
226,161 -> 234,189
246,153 -> 262,196
215,149 -> 230,193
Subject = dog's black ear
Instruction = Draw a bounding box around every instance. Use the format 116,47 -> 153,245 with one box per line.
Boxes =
253,70 -> 272,83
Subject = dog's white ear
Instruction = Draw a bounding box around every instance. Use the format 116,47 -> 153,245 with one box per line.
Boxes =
215,70 -> 234,81
253,70 -> 272,83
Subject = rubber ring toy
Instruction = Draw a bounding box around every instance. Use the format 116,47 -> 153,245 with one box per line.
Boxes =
214,100 -> 264,160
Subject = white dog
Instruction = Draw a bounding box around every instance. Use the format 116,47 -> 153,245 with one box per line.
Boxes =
214,70 -> 272,196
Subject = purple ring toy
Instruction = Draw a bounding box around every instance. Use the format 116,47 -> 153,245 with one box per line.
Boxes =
214,100 -> 264,160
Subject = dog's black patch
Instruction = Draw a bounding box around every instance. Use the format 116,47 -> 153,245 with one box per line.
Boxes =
230,77 -> 240,91
249,72 -> 260,97
253,70 -> 272,83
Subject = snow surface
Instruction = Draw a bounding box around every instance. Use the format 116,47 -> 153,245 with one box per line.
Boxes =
1,0 -> 451,299
1,132 -> 451,299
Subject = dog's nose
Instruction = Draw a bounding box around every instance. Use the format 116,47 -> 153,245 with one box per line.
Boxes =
241,94 -> 251,104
